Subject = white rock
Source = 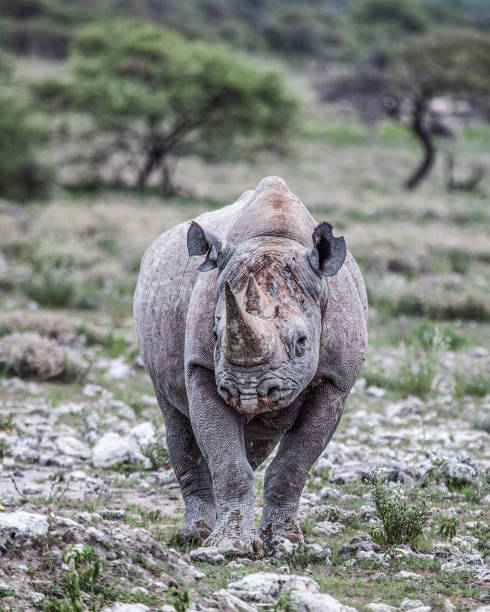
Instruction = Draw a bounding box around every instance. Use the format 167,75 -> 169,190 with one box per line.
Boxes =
0,511 -> 48,550
55,436 -> 91,459
226,572 -> 317,602
225,572 -> 356,612
291,589 -> 357,612
396,571 -> 423,580
92,432 -> 131,468
129,422 -> 155,447
101,605 -> 149,612
400,599 -> 431,612
472,607 -> 490,612
320,486 -> 341,500
366,386 -> 385,398
216,590 -> 259,612
190,546 -> 226,565
312,521 -> 344,536
366,604 -> 396,612
106,358 -> 132,380
359,505 -> 376,520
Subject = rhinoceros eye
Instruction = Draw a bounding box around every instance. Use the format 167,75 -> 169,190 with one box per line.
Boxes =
295,334 -> 307,357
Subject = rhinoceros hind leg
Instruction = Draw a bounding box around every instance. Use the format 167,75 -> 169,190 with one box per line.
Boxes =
156,391 -> 216,543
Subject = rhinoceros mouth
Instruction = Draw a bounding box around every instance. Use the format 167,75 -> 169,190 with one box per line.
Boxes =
217,384 -> 294,415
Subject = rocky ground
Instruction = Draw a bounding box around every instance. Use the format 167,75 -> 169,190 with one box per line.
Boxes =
0,309 -> 488,611
0,76 -> 489,610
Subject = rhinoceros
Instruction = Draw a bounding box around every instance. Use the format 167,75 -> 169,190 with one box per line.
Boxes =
134,176 -> 367,555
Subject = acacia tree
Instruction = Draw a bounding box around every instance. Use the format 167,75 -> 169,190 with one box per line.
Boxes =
324,29 -> 490,189
35,19 -> 297,195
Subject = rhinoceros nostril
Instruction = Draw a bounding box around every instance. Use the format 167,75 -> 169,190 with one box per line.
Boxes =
218,382 -> 237,403
257,379 -> 283,399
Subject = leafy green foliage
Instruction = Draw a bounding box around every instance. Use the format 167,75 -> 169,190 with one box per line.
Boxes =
35,19 -> 297,193
21,263 -> 77,308
439,517 -> 457,540
371,474 -> 430,546
167,586 -> 191,612
0,56 -> 52,201
454,370 -> 488,398
273,588 -> 296,612
411,321 -> 466,351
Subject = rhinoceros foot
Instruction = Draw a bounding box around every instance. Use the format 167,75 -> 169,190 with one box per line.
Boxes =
204,509 -> 264,558
177,519 -> 213,545
260,515 -> 304,548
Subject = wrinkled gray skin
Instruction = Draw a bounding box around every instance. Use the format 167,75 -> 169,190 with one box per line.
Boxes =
134,176 -> 367,555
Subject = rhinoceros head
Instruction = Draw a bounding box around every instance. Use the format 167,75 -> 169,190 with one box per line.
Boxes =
187,220 -> 346,415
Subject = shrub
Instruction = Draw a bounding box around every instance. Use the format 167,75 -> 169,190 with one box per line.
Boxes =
0,94 -> 52,201
472,417 -> 490,433
454,371 -> 488,398
371,474 -> 430,546
0,332 -> 86,381
412,320 -> 466,351
439,517 -> 457,540
389,347 -> 438,397
21,263 -> 77,308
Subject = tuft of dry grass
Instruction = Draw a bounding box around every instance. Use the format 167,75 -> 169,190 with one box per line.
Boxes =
0,332 -> 87,381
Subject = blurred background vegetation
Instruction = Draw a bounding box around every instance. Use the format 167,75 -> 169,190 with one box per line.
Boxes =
0,0 -> 489,334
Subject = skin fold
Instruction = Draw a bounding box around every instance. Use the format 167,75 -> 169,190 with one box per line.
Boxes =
134,176 -> 367,555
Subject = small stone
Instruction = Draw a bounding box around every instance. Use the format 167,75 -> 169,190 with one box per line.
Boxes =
101,605 -> 149,612
320,486 -> 341,500
0,511 -> 48,551
366,604 -> 396,612
396,571 -> 423,580
400,599 -> 431,612
56,436 -> 91,459
92,432 -> 131,468
312,521 -> 344,536
359,505 -> 376,520
366,386 -> 385,398
106,357 -> 132,379
190,546 -> 226,565
372,573 -> 387,581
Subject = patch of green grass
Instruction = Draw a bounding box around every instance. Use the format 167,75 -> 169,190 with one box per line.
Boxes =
447,249 -> 472,275
300,120 -> 367,145
388,347 -> 438,398
140,436 -> 169,470
280,544 -> 320,571
371,473 -> 430,546
472,416 -> 490,433
454,371 -> 488,398
167,586 -> 191,612
21,264 -> 78,308
411,320 -> 466,351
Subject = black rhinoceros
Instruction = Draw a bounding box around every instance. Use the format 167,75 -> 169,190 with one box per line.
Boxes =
134,176 -> 367,555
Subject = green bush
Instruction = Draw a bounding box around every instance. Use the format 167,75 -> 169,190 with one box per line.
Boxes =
472,417 -> 490,433
21,263 -> 77,307
412,321 -> 466,351
454,371 -> 488,398
35,18 -> 297,194
390,347 -> 439,398
371,474 -> 430,546
0,95 -> 52,201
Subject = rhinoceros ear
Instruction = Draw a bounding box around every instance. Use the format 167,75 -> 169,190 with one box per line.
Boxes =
307,222 -> 346,277
187,220 -> 235,272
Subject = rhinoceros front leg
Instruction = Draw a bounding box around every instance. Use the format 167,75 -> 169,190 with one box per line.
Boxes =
187,367 -> 261,556
156,392 -> 216,544
259,383 -> 347,546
